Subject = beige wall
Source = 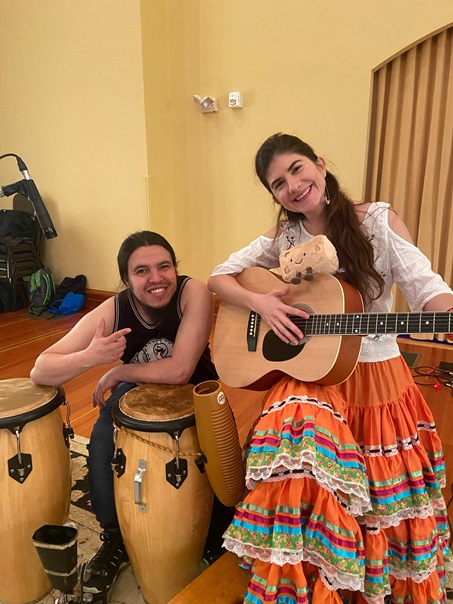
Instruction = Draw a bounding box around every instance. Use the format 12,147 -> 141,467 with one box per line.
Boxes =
0,0 -> 147,290
141,0 -> 453,281
1,1 -> 453,288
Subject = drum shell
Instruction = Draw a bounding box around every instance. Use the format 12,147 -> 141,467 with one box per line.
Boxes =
113,411 -> 213,604
0,381 -> 71,604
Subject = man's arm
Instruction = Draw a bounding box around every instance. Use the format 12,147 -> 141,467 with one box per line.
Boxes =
30,297 -> 131,386
92,279 -> 214,406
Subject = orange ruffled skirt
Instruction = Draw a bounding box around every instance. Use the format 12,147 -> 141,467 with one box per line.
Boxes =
223,356 -> 451,603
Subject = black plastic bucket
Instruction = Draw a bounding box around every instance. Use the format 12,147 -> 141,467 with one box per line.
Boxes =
32,524 -> 78,593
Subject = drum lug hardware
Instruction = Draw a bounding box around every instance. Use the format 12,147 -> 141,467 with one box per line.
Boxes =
62,400 -> 74,448
166,457 -> 188,489
8,428 -> 33,482
134,459 -> 147,512
166,432 -> 188,489
112,447 -> 126,477
8,453 -> 33,483
63,425 -> 75,447
195,454 -> 207,473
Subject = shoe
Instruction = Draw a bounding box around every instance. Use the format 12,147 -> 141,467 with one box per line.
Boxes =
201,544 -> 225,567
82,531 -> 129,595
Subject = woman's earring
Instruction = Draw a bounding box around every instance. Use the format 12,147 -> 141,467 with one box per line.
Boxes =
324,184 -> 331,206
280,208 -> 289,232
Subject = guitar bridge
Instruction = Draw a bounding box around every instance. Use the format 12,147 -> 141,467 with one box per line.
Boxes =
247,311 -> 260,352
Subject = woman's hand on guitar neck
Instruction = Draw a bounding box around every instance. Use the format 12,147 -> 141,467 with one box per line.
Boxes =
253,285 -> 309,345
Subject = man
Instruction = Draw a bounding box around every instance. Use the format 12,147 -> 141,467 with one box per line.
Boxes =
31,231 -> 230,598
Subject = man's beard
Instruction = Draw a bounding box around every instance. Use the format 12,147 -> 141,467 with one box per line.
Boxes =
130,290 -> 172,325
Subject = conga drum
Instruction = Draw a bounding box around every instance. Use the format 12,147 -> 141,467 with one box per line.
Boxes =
112,383 -> 214,604
0,378 -> 72,604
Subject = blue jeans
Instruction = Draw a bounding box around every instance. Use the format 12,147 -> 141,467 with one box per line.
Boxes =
87,382 -> 136,530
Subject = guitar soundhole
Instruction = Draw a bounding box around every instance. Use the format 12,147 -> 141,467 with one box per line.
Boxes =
262,304 -> 312,363
263,331 -> 305,362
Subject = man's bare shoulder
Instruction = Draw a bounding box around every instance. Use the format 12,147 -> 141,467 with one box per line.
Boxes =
184,276 -> 210,291
180,277 -> 213,310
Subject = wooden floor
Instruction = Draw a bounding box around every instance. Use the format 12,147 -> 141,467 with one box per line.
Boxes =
3,308 -> 453,603
0,307 -> 266,442
1,307 -> 452,493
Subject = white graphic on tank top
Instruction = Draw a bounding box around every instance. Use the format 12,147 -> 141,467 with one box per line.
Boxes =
130,338 -> 174,363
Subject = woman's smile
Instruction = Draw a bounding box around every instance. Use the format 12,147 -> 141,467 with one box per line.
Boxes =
267,152 -> 327,216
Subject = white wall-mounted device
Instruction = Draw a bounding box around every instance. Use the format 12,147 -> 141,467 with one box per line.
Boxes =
193,95 -> 219,113
228,92 -> 243,109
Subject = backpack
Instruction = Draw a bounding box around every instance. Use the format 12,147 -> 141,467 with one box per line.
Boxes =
47,274 -> 87,315
28,267 -> 56,315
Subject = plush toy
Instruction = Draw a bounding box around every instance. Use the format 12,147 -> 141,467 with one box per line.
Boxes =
279,234 -> 339,284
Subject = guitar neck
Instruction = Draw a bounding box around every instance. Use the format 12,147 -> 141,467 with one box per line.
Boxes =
290,311 -> 453,336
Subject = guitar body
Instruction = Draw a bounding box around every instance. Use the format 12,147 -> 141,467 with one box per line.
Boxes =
213,268 -> 364,389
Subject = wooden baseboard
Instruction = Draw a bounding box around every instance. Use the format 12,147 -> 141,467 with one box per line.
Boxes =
83,288 -> 115,310
82,290 -> 220,313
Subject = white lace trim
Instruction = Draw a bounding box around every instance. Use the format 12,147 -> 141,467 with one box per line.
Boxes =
358,496 -> 449,530
223,536 -> 365,593
224,535 -> 448,603
418,420 -> 437,432
362,421 -> 439,458
225,529 -> 453,601
362,433 -> 420,457
360,589 -> 391,604
262,394 -> 347,425
246,452 -> 371,516
390,555 -> 438,584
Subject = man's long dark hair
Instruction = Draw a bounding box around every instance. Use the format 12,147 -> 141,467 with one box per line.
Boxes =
255,133 -> 384,306
117,231 -> 178,286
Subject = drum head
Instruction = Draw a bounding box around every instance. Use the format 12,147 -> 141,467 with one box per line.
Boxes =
0,378 -> 65,429
114,383 -> 195,433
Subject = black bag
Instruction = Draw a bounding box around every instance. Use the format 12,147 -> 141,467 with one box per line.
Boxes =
49,274 -> 87,306
0,281 -> 24,312
45,274 -> 87,315
0,209 -> 36,242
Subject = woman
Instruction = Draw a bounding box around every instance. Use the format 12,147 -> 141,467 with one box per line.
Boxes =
208,133 -> 453,604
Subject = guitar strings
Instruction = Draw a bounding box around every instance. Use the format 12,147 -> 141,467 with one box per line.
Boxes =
288,312 -> 452,335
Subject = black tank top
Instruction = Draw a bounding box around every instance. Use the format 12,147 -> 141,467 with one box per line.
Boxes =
113,275 -> 217,385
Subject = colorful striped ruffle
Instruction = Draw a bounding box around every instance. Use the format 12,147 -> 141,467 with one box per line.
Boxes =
223,358 -> 451,603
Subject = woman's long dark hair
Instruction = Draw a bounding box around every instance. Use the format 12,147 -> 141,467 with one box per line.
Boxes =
255,133 -> 384,305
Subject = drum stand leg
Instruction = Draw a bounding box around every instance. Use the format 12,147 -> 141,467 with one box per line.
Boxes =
54,593 -> 80,604
80,562 -> 128,604
80,564 -> 107,604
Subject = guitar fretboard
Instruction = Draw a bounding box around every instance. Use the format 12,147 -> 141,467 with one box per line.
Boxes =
290,312 -> 453,336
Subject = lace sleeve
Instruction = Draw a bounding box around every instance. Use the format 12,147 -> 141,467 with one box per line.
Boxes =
211,234 -> 282,276
388,229 -> 453,311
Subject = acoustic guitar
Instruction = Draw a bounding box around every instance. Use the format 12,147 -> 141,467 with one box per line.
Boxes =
213,267 -> 452,389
